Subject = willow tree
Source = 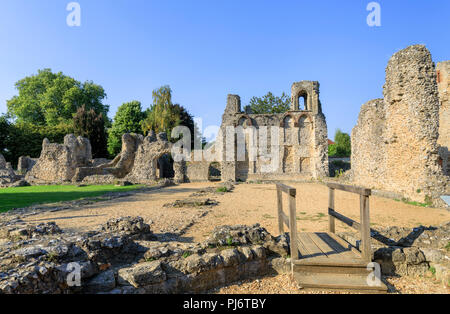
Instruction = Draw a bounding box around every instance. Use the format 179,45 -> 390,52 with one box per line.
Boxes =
141,86 -> 196,145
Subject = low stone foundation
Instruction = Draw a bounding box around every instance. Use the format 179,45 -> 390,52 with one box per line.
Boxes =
339,223 -> 450,285
0,216 -> 289,294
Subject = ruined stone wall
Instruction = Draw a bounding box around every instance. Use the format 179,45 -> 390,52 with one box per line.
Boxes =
216,84 -> 329,182
125,133 -> 172,183
437,61 -> 450,175
351,99 -> 386,189
185,161 -> 210,182
0,154 -> 18,187
383,45 -> 447,201
17,156 -> 37,174
26,135 -> 92,183
352,45 -> 448,203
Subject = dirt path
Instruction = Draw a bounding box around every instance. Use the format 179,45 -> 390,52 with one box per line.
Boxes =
23,182 -> 450,241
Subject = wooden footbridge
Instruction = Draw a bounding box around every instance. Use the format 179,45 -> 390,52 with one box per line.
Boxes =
276,182 -> 387,293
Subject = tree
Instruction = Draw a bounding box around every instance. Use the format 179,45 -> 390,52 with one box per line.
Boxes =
107,101 -> 146,156
141,86 -> 180,136
3,122 -> 73,168
0,115 -> 11,159
244,92 -> 291,114
73,105 -> 108,158
141,86 -> 196,145
329,129 -> 351,157
7,69 -> 108,126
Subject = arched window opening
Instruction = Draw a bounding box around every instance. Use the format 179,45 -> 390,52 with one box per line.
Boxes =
298,93 -> 308,111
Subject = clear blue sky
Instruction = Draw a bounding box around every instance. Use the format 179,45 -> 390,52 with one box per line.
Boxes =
0,0 -> 448,138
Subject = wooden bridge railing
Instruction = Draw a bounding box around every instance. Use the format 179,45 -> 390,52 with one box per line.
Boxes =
276,183 -> 299,260
327,182 -> 372,262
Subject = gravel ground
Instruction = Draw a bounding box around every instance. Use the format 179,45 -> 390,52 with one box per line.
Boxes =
211,274 -> 450,294
22,182 -> 450,240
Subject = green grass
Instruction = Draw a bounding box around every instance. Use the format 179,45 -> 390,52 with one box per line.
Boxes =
216,186 -> 229,193
394,198 -> 431,208
429,266 -> 436,276
0,184 -> 144,213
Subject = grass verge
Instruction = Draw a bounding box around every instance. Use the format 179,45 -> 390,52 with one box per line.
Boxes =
0,184 -> 144,213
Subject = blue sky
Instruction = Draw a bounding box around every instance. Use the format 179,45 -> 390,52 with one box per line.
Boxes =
0,0 -> 448,138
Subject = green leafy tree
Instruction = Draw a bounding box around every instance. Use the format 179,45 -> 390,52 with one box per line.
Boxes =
0,115 -> 11,159
4,122 -> 73,168
7,69 -> 108,126
141,86 -> 179,136
329,129 -> 351,157
245,92 -> 291,114
107,101 -> 146,156
73,105 -> 108,158
141,86 -> 196,145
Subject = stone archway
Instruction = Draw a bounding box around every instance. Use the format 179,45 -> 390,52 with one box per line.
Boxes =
156,153 -> 175,179
208,162 -> 222,181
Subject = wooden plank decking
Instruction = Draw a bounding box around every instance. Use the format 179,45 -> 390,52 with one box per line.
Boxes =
276,182 -> 388,293
295,232 -> 365,266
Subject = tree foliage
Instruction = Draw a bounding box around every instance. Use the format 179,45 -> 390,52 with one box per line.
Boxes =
141,86 -> 179,136
0,115 -> 11,159
141,86 -> 196,145
73,105 -> 108,158
245,92 -> 291,114
328,129 -> 351,157
1,121 -> 73,168
7,69 -> 108,126
107,101 -> 146,156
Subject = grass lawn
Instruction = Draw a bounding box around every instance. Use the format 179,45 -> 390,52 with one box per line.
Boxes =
0,184 -> 144,213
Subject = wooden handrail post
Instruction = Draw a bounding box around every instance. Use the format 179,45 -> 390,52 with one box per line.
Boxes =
277,187 -> 284,234
329,188 -> 335,234
360,194 -> 371,262
289,192 -> 299,260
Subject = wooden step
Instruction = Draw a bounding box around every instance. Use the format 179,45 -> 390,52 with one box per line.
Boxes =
294,264 -> 373,275
293,271 -> 388,293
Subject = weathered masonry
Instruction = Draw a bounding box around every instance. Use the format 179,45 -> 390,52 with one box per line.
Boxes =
437,61 -> 450,175
215,81 -> 329,182
351,45 -> 449,204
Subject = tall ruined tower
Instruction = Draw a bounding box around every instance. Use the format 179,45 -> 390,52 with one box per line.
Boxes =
352,45 -> 448,204
291,81 -> 322,114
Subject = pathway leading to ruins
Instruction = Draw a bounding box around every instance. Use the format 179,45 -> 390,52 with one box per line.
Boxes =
22,182 -> 450,241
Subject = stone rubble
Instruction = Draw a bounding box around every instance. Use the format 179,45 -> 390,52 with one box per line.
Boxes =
338,222 -> 450,284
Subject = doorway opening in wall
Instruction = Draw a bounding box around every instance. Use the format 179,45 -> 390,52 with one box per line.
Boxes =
299,93 -> 307,111
157,154 -> 174,179
208,162 -> 221,181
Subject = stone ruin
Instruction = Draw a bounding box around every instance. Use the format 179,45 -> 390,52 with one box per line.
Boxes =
0,212 -> 448,293
351,45 -> 449,204
176,82 -> 329,183
219,82 -> 329,181
25,134 -> 93,184
21,132 -> 175,185
437,61 -> 450,175
3,47 -> 448,209
17,81 -> 327,186
0,154 -> 19,187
